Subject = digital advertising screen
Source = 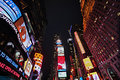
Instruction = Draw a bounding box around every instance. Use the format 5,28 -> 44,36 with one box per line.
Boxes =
58,56 -> 66,71
87,72 -> 100,80
83,57 -> 94,70
24,59 -> 33,77
56,39 -> 62,45
58,72 -> 67,78
57,46 -> 64,54
0,0 -> 22,22
33,53 -> 43,73
14,17 -> 32,51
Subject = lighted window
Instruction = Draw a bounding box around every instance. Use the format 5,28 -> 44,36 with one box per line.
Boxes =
104,6 -> 106,9
106,1 -> 108,4
111,36 -> 114,40
117,12 -> 120,16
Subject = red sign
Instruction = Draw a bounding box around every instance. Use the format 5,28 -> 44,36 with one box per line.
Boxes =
0,62 -> 20,78
58,56 -> 66,71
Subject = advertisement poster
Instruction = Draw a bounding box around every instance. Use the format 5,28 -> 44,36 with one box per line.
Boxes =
58,56 -> 66,71
14,17 -> 32,51
24,59 -> 32,77
0,0 -> 21,22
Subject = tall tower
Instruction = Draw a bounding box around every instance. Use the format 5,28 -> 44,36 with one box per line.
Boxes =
81,0 -> 120,80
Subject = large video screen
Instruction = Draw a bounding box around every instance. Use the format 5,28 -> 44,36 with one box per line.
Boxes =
33,53 -> 43,73
0,0 -> 22,22
83,57 -> 94,70
58,56 -> 66,71
57,46 -> 64,54
14,17 -> 32,51
56,39 -> 62,45
58,72 -> 67,78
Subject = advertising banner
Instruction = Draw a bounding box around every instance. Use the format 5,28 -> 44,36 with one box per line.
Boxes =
33,53 -> 43,73
0,0 -> 22,22
24,59 -> 33,77
0,50 -> 24,79
14,17 -> 32,51
58,56 -> 66,71
56,39 -> 62,45
83,57 -> 94,70
58,72 -> 67,78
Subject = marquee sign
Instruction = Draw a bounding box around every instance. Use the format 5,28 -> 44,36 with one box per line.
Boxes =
0,13 -> 27,52
0,50 -> 24,77
0,61 -> 20,78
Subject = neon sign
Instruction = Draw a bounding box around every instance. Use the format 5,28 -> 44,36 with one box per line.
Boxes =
4,0 -> 21,19
0,50 -> 18,68
74,31 -> 85,54
0,61 -> 20,78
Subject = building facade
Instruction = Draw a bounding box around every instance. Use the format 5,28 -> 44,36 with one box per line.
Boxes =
81,0 -> 120,79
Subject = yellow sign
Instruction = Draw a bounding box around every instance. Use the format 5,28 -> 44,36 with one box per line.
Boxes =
83,57 -> 94,70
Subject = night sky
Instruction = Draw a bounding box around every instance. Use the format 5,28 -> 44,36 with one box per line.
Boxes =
42,0 -> 83,79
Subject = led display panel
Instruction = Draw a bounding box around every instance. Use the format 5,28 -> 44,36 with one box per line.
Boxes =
57,46 -> 64,54
33,53 -> 43,74
14,17 -> 32,51
56,39 -> 62,45
58,72 -> 67,78
83,57 -> 94,70
0,0 -> 22,22
87,72 -> 100,80
58,56 -> 66,71
74,31 -> 85,54
24,59 -> 33,77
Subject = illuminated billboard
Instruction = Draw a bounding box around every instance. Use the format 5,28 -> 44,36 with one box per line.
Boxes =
58,56 -> 66,71
56,39 -> 62,45
58,72 -> 67,78
57,46 -> 64,54
83,57 -> 94,70
0,0 -> 22,22
14,17 -> 32,51
24,59 -> 33,77
33,53 -> 43,73
74,32 -> 85,54
0,50 -> 24,78
87,72 -> 100,80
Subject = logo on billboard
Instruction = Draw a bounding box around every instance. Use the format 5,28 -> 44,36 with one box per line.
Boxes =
14,17 -> 32,51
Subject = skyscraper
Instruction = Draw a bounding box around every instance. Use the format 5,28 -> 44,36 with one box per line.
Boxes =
81,0 -> 120,79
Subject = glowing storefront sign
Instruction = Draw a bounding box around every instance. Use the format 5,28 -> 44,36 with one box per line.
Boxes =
14,17 -> 32,51
0,61 -> 20,78
74,31 -> 85,54
83,57 -> 94,70
0,0 -> 21,22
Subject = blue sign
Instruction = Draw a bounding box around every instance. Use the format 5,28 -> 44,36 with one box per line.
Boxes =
4,0 -> 21,18
80,77 -> 83,80
0,50 -> 18,68
0,0 -> 21,22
